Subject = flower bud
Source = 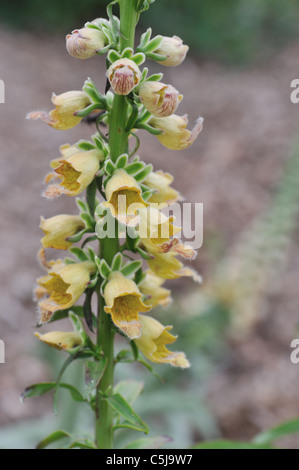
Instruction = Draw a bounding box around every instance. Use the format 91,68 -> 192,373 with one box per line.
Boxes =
66,27 -> 107,59
139,82 -> 182,117
154,36 -> 189,67
107,59 -> 141,95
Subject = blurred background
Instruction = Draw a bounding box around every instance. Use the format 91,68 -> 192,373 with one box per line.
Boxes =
1,0 -> 299,449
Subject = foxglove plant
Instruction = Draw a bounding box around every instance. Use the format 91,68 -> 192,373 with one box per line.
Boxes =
25,0 -> 203,449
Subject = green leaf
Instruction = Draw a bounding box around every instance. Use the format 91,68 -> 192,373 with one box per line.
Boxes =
69,247 -> 89,262
124,435 -> 171,449
58,383 -> 85,403
121,260 -> 143,277
253,418 -> 299,445
114,380 -> 144,406
193,440 -> 274,450
20,383 -> 56,402
36,430 -> 70,450
85,358 -> 107,397
105,393 -> 149,434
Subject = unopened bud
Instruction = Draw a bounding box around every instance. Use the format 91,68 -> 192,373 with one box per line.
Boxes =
66,27 -> 107,59
139,81 -> 182,117
107,59 -> 141,95
154,36 -> 189,67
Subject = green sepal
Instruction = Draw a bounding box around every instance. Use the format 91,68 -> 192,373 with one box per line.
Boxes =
120,260 -> 143,277
111,252 -> 123,271
115,153 -> 128,169
125,161 -> 145,176
69,247 -> 89,262
99,259 -> 112,279
134,163 -> 153,182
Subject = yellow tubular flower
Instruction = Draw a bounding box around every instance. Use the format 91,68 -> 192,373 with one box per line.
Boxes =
149,114 -> 203,150
137,206 -> 181,245
143,170 -> 181,205
34,331 -> 82,351
135,315 -> 190,368
45,148 -> 104,198
139,270 -> 172,308
103,169 -> 148,225
40,215 -> 85,250
147,252 -> 201,282
138,82 -> 183,118
104,272 -> 151,339
38,261 -> 96,323
27,91 -> 91,130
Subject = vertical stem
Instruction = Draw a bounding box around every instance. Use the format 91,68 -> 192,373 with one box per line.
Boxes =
95,0 -> 138,449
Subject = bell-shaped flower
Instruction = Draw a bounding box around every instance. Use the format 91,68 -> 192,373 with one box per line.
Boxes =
27,91 -> 91,130
103,169 -> 148,225
149,114 -> 203,150
135,315 -> 190,368
107,59 -> 141,95
143,170 -> 181,205
34,331 -> 82,351
37,261 -> 96,323
40,214 -> 85,250
137,206 -> 181,246
153,35 -> 189,67
44,147 -> 104,198
138,81 -> 182,117
104,272 -> 151,339
139,270 -> 172,308
148,252 -> 201,282
66,27 -> 107,59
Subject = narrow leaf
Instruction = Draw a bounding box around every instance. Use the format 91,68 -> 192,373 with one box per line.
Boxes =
121,260 -> 143,277
253,418 -> 299,445
106,393 -> 149,434
36,430 -> 70,450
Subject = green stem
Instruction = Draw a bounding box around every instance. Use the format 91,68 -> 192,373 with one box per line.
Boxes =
95,0 -> 138,449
